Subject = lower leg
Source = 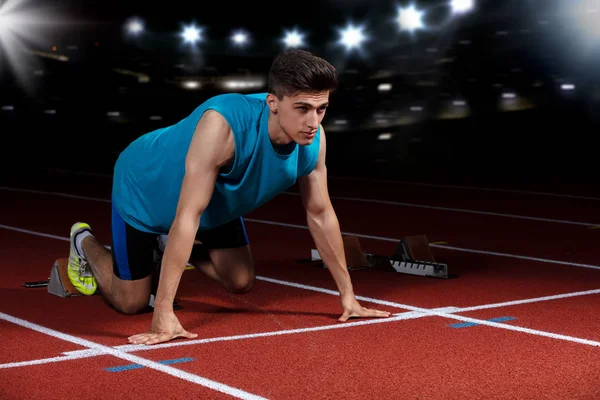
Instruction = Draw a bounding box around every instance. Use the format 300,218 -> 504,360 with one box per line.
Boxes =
81,236 -> 151,314
81,236 -> 114,295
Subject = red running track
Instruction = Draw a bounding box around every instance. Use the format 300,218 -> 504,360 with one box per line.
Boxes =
1,173 -> 600,399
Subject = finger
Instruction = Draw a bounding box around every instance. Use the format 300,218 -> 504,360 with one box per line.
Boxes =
136,334 -> 163,345
145,334 -> 170,345
361,308 -> 392,318
128,334 -> 151,343
338,310 -> 352,322
374,310 -> 392,317
128,335 -> 151,345
127,334 -> 148,344
339,310 -> 359,322
128,333 -> 165,345
128,331 -> 163,340
174,330 -> 198,340
365,308 -> 391,317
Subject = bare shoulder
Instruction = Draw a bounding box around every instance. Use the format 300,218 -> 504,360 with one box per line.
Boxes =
188,109 -> 235,169
200,109 -> 230,130
317,124 -> 327,158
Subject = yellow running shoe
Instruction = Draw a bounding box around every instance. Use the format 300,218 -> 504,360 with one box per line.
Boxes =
68,222 -> 97,295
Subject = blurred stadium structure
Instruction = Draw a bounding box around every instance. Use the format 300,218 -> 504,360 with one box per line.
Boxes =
1,0 -> 599,184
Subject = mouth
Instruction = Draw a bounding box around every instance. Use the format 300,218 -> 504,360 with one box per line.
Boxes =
302,131 -> 316,138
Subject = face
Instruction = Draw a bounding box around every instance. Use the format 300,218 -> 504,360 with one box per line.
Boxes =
267,91 -> 330,145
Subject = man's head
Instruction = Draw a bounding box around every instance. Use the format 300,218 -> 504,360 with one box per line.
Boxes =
266,49 -> 339,145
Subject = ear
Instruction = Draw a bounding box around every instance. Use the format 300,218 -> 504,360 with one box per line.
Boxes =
266,93 -> 278,114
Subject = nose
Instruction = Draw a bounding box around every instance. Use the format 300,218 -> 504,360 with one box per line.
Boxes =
307,111 -> 319,130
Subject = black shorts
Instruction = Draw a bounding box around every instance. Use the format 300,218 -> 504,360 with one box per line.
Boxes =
111,202 -> 249,281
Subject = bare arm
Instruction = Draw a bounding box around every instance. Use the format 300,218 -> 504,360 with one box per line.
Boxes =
127,110 -> 234,345
298,126 -> 390,321
154,109 -> 235,310
298,127 -> 353,296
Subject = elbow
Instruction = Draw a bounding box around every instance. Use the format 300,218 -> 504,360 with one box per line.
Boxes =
172,209 -> 202,235
175,202 -> 207,226
307,205 -> 334,226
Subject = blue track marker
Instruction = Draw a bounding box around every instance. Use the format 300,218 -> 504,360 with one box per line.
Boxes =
450,316 -> 516,329
105,357 -> 194,372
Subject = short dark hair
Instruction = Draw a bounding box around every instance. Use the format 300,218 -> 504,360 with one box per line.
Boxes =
267,49 -> 339,99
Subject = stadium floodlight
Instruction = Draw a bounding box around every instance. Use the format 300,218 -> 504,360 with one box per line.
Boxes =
181,23 -> 202,45
450,0 -> 474,14
282,29 -> 305,48
337,23 -> 367,51
397,5 -> 425,32
580,1 -> 600,38
231,29 -> 249,46
0,0 -> 63,91
125,17 -> 144,35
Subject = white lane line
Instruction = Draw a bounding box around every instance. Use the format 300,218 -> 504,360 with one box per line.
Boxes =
1,183 -> 598,371
282,192 -> 599,227
424,243 -> 600,271
242,219 -> 600,270
453,288 -> 600,313
30,290 -> 600,360
3,185 -> 598,227
0,353 -> 99,369
2,221 -> 597,313
1,234 -> 599,371
2,215 -> 600,271
0,312 -> 267,400
44,168 -> 600,201
60,312 -> 423,359
6,285 -> 600,369
63,277 -> 600,353
1,314 -> 418,367
254,276 -> 600,347
329,176 -> 600,201
0,224 -> 70,242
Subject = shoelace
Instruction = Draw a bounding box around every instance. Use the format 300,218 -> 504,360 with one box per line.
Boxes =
78,260 -> 93,280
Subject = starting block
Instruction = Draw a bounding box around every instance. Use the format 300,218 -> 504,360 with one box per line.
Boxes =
46,257 -> 184,310
48,258 -> 83,297
27,257 -> 186,310
305,234 -> 457,279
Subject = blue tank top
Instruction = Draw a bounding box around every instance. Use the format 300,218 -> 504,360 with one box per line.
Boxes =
111,93 -> 320,234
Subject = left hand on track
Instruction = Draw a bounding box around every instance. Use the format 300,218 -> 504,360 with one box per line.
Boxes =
338,294 -> 391,322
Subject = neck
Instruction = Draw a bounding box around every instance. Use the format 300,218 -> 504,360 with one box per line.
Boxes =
267,110 -> 293,145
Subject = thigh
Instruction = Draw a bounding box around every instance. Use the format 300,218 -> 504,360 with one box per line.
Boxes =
208,245 -> 254,283
111,202 -> 160,281
195,216 -> 249,249
196,217 -> 253,279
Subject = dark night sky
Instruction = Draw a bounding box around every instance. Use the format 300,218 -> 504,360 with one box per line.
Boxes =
2,0 -> 596,82
29,0 -> 564,44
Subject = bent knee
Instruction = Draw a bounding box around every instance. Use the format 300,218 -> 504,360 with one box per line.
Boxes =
114,300 -> 148,315
112,293 -> 150,315
110,275 -> 152,315
225,274 -> 255,294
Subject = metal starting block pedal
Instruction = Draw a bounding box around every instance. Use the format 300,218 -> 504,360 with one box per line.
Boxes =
388,259 -> 450,279
308,235 -> 374,271
388,235 -> 455,278
47,258 -> 83,297
306,234 -> 457,279
31,258 -> 188,310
